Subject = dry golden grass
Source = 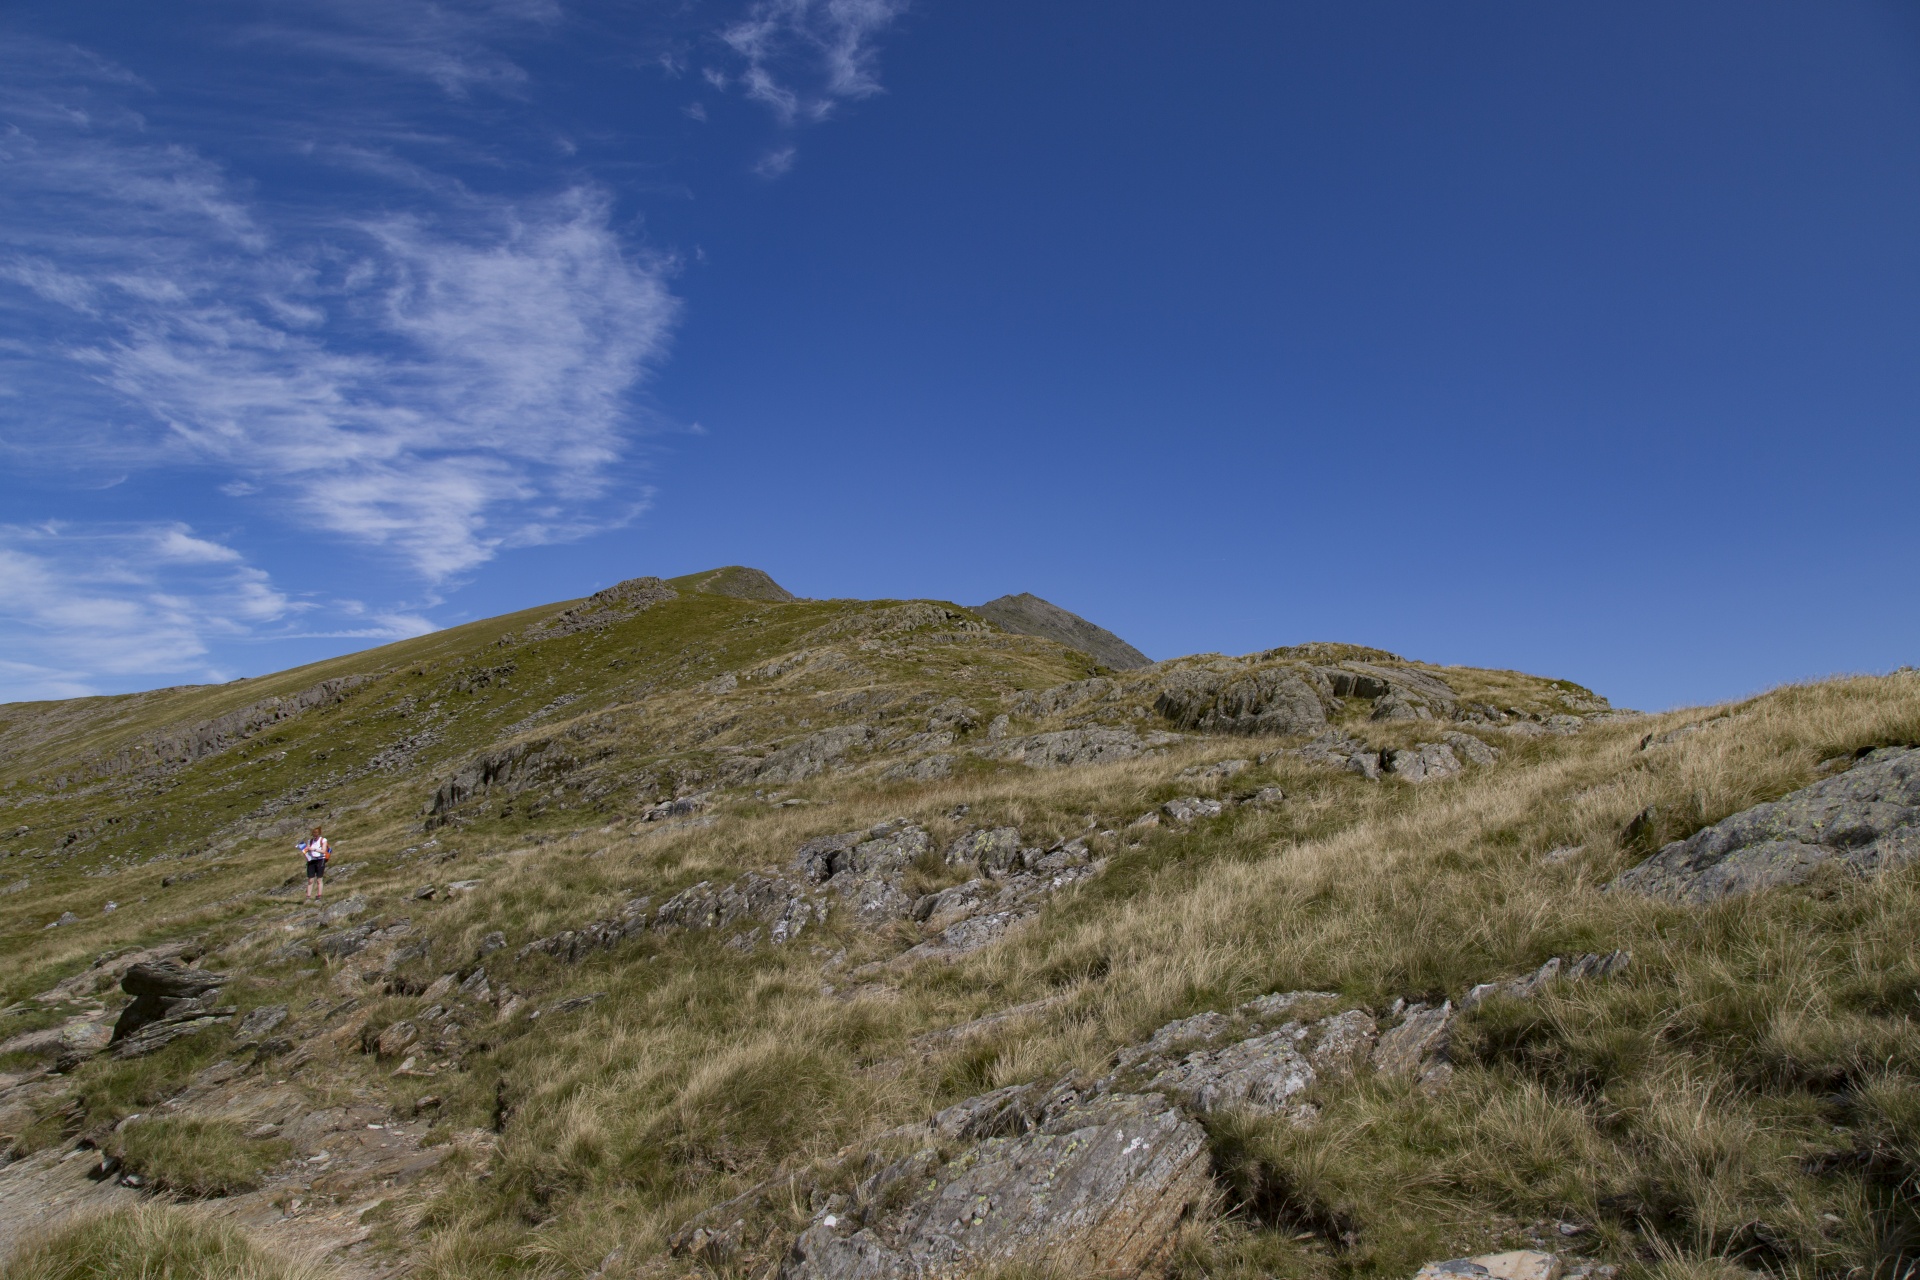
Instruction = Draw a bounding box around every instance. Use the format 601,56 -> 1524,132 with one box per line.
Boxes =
347,672 -> 1920,1278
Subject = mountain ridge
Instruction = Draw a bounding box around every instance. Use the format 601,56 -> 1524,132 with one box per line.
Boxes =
1,565 -> 1916,1280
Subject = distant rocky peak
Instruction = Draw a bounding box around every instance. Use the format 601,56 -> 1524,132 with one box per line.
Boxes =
693,566 -> 796,603
971,592 -> 1152,671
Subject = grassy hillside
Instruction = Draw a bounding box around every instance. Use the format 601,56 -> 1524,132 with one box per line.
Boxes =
1,569 -> 1915,1280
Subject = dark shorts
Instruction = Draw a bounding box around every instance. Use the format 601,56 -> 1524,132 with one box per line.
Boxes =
306,858 -> 327,880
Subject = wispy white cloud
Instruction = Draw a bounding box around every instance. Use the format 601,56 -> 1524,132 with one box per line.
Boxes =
721,0 -> 909,125
0,45 -> 678,583
753,146 -> 797,178
240,0 -> 562,100
0,522 -> 303,701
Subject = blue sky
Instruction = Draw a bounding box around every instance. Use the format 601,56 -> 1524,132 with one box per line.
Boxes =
1,1 -> 1916,711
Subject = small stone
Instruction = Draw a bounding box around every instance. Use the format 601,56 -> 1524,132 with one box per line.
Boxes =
1161,797 -> 1224,824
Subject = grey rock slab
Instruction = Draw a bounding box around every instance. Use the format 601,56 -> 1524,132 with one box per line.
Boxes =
1415,1252 -> 1564,1280
880,754 -> 953,782
754,725 -> 873,784
780,1089 -> 1211,1280
1371,691 -> 1436,722
1458,952 -> 1630,1012
1385,743 -> 1462,783
1373,1002 -> 1453,1081
1611,747 -> 1920,902
1015,678 -> 1115,718
1291,731 -> 1382,779
1308,1009 -> 1379,1079
111,1013 -> 229,1059
236,1005 -> 289,1041
1147,1025 -> 1317,1116
318,895 -> 367,922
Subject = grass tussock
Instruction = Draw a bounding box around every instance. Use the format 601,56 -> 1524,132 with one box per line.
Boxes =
109,1116 -> 288,1198
0,1204 -> 322,1280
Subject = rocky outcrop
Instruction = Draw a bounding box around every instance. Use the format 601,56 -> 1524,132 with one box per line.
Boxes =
1283,730 -> 1498,783
528,575 -> 677,638
1611,747 -> 1920,903
679,959 -> 1634,1280
754,725 -> 874,783
52,674 -> 374,787
424,737 -> 573,827
522,822 -> 1101,966
894,858 -> 1101,966
971,593 -> 1153,670
979,727 -> 1178,769
1345,661 -> 1459,721
781,1082 -> 1212,1280
1152,667 -> 1328,737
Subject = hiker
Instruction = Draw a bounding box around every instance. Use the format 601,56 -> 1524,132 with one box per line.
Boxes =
299,826 -> 331,901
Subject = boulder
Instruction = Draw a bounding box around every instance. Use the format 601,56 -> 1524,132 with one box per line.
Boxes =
376,1021 -> 419,1058
880,754 -> 953,782
1162,797 -> 1224,824
121,960 -> 225,1000
945,827 -> 1024,875
1121,1000 -> 1370,1121
1291,731 -> 1383,779
1444,732 -> 1500,767
111,961 -> 228,1043
1610,747 -> 1920,902
780,1086 -> 1212,1280
1385,743 -> 1462,783
1015,678 -> 1114,718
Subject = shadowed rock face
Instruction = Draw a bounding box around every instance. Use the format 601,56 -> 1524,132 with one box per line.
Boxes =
110,959 -> 231,1051
1611,747 -> 1920,903
971,593 -> 1152,670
